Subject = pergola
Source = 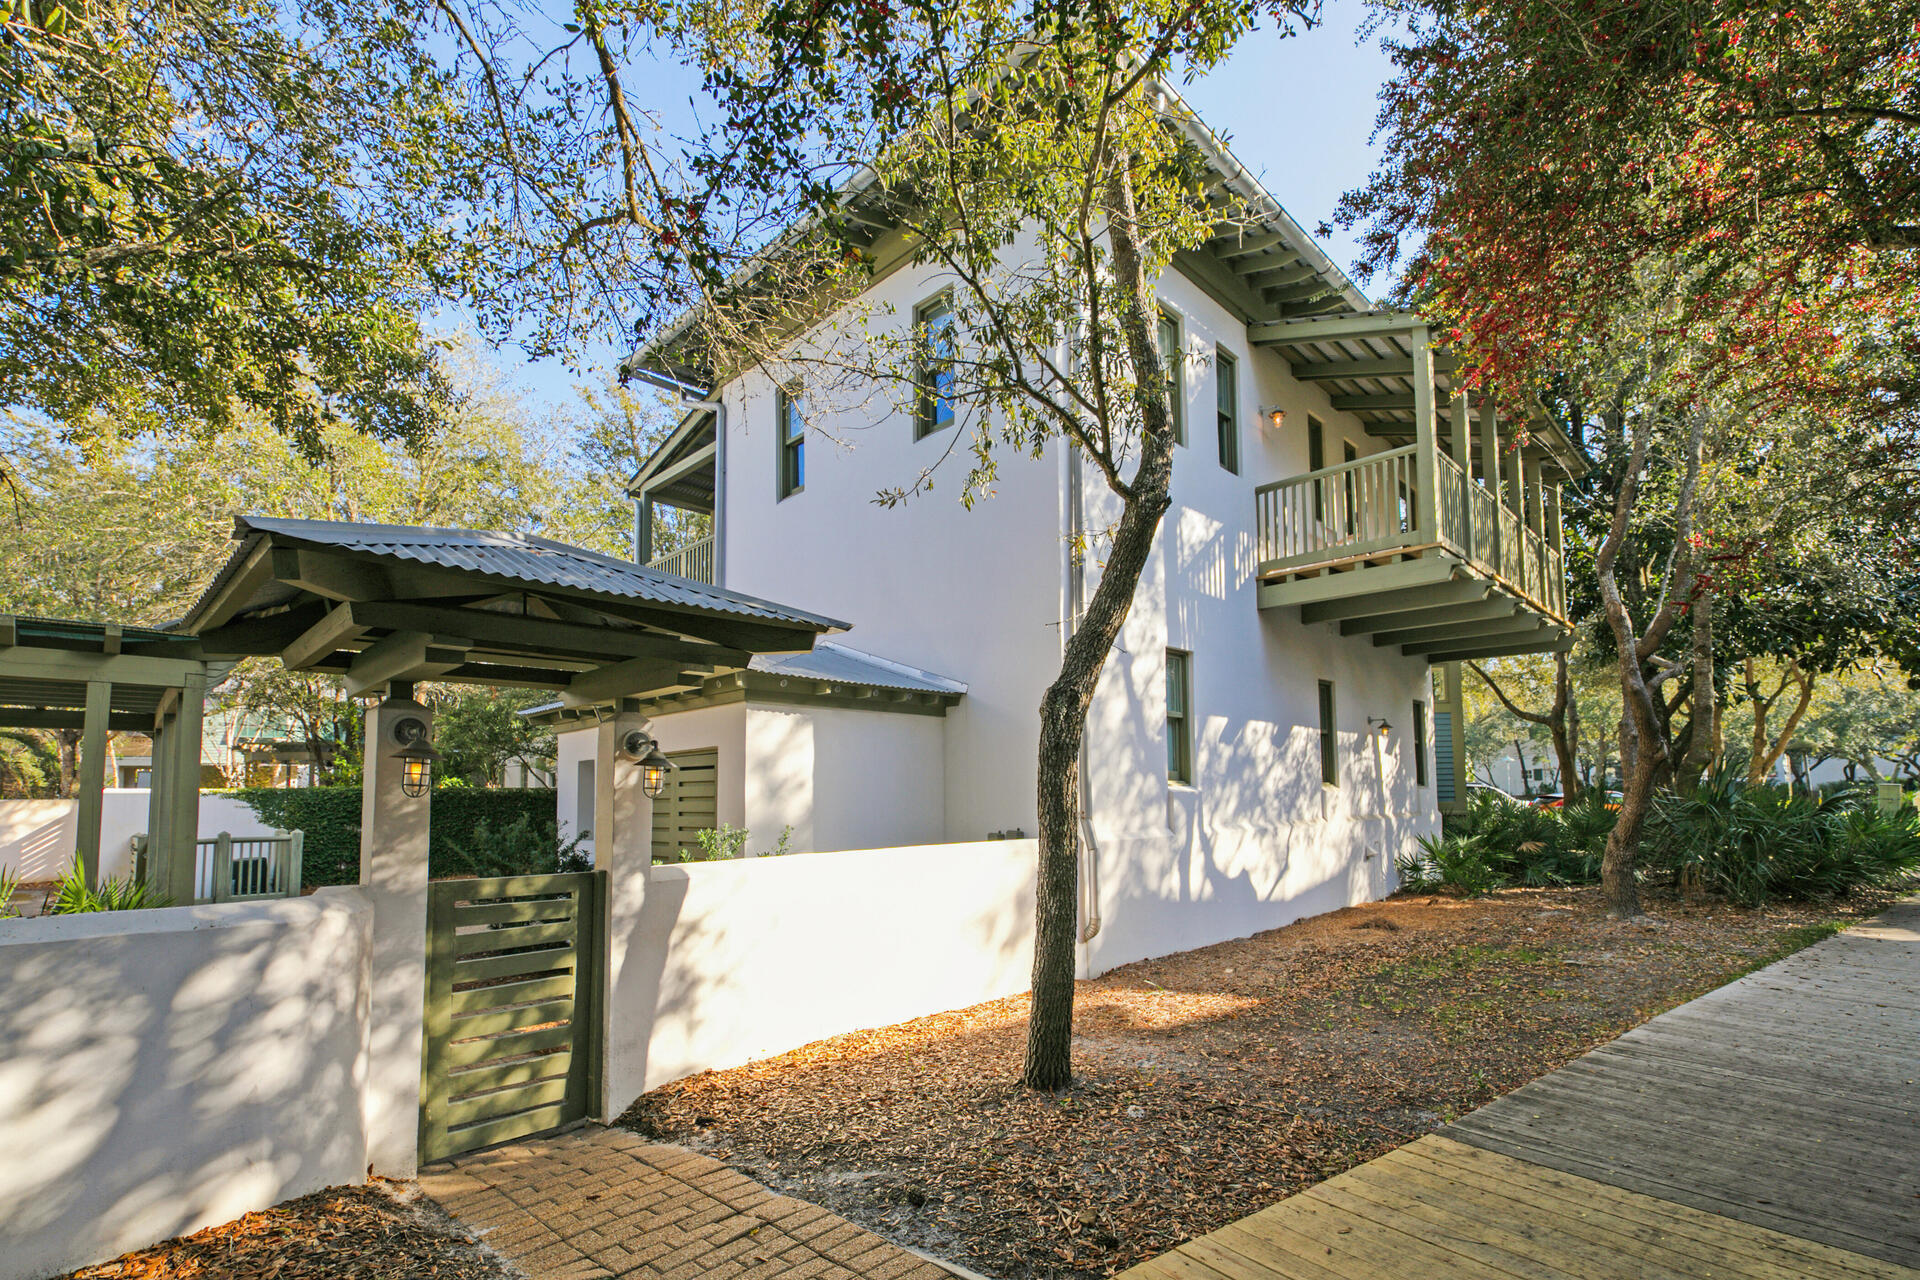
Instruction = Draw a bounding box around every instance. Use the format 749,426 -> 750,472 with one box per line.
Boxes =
0,615 -> 221,895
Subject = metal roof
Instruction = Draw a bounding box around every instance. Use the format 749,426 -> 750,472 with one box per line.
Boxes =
751,642 -> 966,695
190,516 -> 848,633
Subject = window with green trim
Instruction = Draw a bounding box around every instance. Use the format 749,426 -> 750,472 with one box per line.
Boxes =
1414,699 -> 1430,787
1167,649 -> 1192,784
1215,348 -> 1239,474
1318,680 -> 1338,786
1308,415 -> 1326,519
776,385 -> 804,500
914,294 -> 955,438
1157,310 -> 1185,446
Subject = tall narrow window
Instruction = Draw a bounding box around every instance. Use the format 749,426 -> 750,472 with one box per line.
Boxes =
1157,310 -> 1185,446
1342,440 -> 1359,535
914,294 -> 955,438
1215,348 -> 1239,474
1166,649 -> 1192,784
776,385 -> 805,500
1308,415 -> 1326,520
1318,680 -> 1338,786
1414,700 -> 1429,787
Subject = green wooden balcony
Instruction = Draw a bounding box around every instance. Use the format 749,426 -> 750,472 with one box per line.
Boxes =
1247,312 -> 1584,663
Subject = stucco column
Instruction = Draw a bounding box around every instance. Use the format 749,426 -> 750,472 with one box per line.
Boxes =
359,693 -> 432,1176
594,713 -> 656,1119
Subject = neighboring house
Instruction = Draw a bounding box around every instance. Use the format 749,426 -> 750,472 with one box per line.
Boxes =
553,94 -> 1583,968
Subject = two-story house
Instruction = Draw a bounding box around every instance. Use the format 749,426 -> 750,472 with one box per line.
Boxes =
548,98 -> 1584,973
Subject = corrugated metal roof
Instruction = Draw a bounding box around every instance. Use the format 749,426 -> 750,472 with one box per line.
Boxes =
751,642 -> 966,695
217,516 -> 848,632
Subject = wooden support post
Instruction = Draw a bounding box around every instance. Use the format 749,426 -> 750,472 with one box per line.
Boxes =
145,718 -> 171,891
634,494 -> 653,564
75,680 -> 111,889
1526,456 -> 1547,539
1479,397 -> 1502,556
166,673 -> 205,904
1411,327 -> 1439,537
1450,389 -> 1473,559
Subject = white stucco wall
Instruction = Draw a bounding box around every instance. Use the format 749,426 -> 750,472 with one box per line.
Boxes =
0,889 -> 373,1280
1,791 -> 289,884
607,838 -> 1035,1101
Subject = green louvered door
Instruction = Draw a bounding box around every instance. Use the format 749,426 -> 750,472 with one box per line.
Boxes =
650,748 -> 719,861
420,871 -> 605,1162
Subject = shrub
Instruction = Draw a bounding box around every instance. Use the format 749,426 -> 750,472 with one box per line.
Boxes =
219,787 -> 561,887
1402,832 -> 1501,896
1643,781 -> 1920,906
46,863 -> 173,913
0,866 -> 19,919
667,823 -> 796,864
436,814 -> 589,879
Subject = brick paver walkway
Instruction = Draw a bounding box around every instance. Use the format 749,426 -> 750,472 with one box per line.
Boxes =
419,1125 -> 954,1280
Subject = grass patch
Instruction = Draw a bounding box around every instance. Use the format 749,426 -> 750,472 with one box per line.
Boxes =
1737,920 -> 1845,976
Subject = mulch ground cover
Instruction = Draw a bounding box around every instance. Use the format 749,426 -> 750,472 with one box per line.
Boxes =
621,884 -> 1899,1280
56,1182 -> 519,1280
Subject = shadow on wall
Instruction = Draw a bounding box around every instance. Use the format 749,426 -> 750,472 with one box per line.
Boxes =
604,839 -> 1039,1110
0,891 -> 373,1280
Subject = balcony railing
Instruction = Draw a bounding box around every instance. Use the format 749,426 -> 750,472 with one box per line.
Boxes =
645,534 -> 716,585
1254,449 -> 1565,621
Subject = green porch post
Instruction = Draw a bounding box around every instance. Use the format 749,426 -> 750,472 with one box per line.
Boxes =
145,718 -> 171,891
166,673 -> 206,903
1411,327 -> 1439,538
75,680 -> 111,888
1450,389 -> 1473,560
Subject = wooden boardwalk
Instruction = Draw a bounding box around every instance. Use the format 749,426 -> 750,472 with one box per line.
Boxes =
1123,901 -> 1920,1280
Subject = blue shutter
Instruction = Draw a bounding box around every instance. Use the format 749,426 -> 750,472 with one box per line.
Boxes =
1433,711 -> 1456,804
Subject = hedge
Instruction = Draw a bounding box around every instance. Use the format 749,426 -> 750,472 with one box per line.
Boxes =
215,787 -> 561,888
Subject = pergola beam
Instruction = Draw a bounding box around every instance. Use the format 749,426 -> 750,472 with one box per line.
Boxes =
1250,310 -> 1421,347
342,631 -> 472,697
1299,577 -> 1491,625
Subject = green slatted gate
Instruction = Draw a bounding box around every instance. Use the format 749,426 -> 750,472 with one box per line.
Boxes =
420,871 -> 605,1163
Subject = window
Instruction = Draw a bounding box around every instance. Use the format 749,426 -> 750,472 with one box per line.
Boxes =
776,384 -> 805,500
914,294 -> 956,438
1157,310 -> 1185,446
1308,415 -> 1326,519
1414,700 -> 1429,787
1215,348 -> 1239,474
1166,649 -> 1192,784
1318,680 -> 1338,786
1342,440 -> 1358,535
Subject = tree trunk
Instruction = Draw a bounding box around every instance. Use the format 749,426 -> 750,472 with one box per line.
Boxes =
1593,413 -> 1705,918
1024,160 -> 1177,1092
1550,653 -> 1579,799
1678,583 -> 1716,793
57,729 -> 79,798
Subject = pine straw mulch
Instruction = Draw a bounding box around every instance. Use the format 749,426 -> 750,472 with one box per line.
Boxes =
621,884 -> 1899,1280
56,1181 -> 521,1280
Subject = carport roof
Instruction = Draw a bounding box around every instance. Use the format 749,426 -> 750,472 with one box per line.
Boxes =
179,516 -> 850,706
0,614 -> 222,730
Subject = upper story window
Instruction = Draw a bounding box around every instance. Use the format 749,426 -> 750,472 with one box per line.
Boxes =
1166,649 -> 1193,784
776,384 -> 805,500
1215,347 -> 1239,474
914,293 -> 956,439
1318,679 -> 1338,786
1157,309 -> 1185,446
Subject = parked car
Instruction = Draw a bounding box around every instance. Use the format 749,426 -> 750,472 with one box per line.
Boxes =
1530,792 -> 1565,809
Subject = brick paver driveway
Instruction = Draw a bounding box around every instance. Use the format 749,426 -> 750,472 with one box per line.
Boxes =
420,1126 -> 955,1280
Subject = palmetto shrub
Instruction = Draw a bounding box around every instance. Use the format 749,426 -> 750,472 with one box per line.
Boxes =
1642,781 -> 1920,907
45,863 -> 173,913
1413,781 -> 1919,906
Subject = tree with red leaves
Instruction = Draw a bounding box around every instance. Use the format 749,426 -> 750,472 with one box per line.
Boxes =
1339,0 -> 1920,416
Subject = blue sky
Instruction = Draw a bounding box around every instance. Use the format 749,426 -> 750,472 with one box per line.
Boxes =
504,8 -> 1398,408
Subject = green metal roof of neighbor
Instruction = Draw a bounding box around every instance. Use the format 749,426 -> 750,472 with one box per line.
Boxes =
186,516 -> 848,634
754,642 -> 966,695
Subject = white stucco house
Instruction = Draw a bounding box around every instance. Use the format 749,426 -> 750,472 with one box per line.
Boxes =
545,98 -> 1584,975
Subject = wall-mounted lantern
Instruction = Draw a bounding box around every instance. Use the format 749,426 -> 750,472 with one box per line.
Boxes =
1264,406 -> 1287,430
381,700 -> 441,797
618,729 -> 675,799
1367,716 -> 1393,743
